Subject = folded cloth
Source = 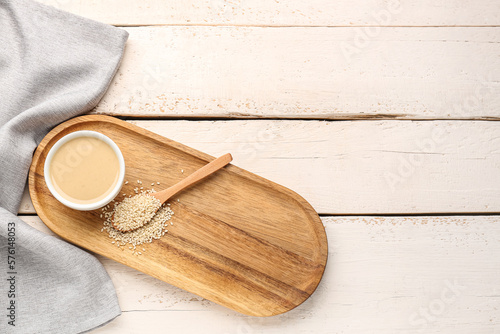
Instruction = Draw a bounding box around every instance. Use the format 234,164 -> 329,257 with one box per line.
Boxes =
0,0 -> 128,333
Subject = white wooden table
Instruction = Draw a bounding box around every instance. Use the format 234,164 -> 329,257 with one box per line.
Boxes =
24,1 -> 500,333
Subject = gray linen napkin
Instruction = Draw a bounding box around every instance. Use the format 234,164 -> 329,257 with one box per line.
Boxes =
0,0 -> 128,333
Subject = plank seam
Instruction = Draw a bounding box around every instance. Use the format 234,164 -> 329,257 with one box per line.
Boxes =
114,116 -> 500,122
113,24 -> 500,28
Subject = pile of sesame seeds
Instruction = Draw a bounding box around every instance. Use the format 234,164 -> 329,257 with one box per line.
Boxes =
100,180 -> 174,255
113,194 -> 162,231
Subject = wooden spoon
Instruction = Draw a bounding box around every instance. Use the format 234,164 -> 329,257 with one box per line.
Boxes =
111,153 -> 233,232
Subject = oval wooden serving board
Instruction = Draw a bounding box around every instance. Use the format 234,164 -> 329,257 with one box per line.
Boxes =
29,115 -> 328,317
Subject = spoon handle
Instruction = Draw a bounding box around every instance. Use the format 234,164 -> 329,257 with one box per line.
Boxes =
153,153 -> 233,203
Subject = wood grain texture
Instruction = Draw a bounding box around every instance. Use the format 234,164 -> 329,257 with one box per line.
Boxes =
20,119 -> 500,215
19,2 -> 500,333
28,115 -> 327,316
36,0 -> 500,27
21,215 -> 500,333
89,26 -> 500,119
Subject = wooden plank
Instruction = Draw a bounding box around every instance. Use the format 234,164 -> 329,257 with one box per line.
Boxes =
21,215 -> 500,333
36,0 -> 500,27
22,119 -> 500,215
90,26 -> 500,119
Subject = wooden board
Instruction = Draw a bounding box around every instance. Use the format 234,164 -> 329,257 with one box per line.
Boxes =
89,26 -> 500,119
28,115 -> 328,317
36,0 -> 500,27
17,1 -> 500,333
21,215 -> 500,333
20,120 -> 500,215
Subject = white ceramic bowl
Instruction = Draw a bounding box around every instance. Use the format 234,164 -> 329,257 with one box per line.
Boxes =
44,130 -> 125,211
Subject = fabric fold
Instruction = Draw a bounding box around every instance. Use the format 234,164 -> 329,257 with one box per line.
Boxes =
0,0 -> 128,332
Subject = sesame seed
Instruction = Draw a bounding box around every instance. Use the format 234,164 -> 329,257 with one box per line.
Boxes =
157,182 -> 160,185
100,186 -> 173,255
181,169 -> 184,173
125,181 -> 129,185
113,194 -> 161,231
